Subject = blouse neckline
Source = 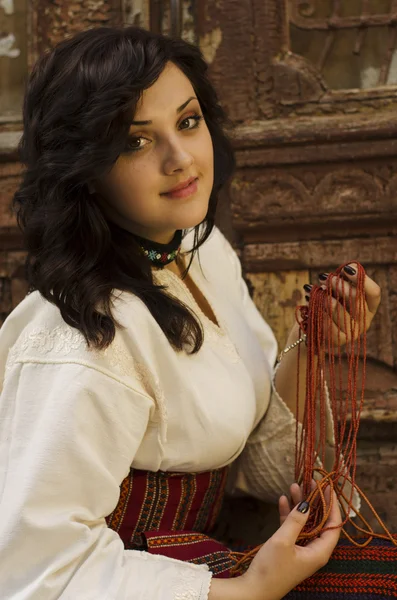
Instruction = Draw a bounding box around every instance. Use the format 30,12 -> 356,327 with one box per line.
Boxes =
152,267 -> 240,363
158,268 -> 223,335
152,266 -> 225,337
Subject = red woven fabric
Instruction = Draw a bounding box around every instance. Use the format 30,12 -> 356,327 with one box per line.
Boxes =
106,467 -> 397,592
106,466 -> 236,577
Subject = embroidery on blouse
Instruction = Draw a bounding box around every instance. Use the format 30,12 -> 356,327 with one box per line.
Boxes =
4,324 -> 168,443
153,269 -> 240,364
172,563 -> 208,600
134,552 -> 209,599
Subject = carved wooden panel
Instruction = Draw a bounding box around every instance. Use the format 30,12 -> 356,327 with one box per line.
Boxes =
231,162 -> 397,238
289,0 -> 397,90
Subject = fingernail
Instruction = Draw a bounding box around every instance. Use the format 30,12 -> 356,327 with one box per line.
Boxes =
344,265 -> 356,276
305,295 -> 310,302
297,501 -> 310,514
319,273 -> 329,281
303,284 -> 312,293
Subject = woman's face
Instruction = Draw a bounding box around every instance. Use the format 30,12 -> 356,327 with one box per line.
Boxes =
96,61 -> 214,243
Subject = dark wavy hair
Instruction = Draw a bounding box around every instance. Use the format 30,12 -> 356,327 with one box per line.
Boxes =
13,26 -> 235,353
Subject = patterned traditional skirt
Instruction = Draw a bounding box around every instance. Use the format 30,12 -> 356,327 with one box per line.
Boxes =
106,467 -> 397,598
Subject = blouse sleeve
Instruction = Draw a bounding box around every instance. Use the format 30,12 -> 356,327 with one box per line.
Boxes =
233,373 -> 337,504
234,374 -> 360,514
0,360 -> 212,600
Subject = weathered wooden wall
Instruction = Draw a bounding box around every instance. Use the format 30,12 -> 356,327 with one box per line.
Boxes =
198,0 -> 397,535
0,0 -> 396,535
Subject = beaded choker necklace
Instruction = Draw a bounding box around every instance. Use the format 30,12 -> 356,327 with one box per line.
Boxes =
134,229 -> 183,268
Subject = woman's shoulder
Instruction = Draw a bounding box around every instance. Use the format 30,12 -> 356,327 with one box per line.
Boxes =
183,225 -> 241,277
0,290 -> 160,392
183,224 -> 234,252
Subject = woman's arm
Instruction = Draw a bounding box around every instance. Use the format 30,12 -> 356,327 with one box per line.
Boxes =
274,322 -> 311,424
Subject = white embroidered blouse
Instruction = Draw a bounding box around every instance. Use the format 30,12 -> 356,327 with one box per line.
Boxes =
0,227 -> 330,600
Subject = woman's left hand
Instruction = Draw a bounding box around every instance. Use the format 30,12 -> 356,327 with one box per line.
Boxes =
279,481 -> 317,525
304,263 -> 381,347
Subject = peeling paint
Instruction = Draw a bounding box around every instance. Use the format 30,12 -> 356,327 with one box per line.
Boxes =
0,0 -> 14,15
199,27 -> 222,65
122,0 -> 149,28
182,0 -> 196,44
87,1 -> 104,10
0,33 -> 20,58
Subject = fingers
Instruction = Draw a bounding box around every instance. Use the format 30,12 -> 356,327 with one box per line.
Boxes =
327,295 -> 354,336
305,489 -> 342,557
305,280 -> 369,341
274,500 -> 311,545
278,495 -> 290,525
291,483 -> 303,506
342,263 -> 381,315
305,263 -> 380,327
326,296 -> 365,340
279,483 -> 303,525
328,273 -> 371,333
279,480 -> 319,526
327,275 -> 358,320
277,485 -> 342,572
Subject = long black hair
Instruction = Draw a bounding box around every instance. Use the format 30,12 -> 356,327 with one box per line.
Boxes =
13,26 -> 235,353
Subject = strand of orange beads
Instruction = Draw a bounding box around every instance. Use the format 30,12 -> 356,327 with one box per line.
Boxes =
294,263 -> 396,547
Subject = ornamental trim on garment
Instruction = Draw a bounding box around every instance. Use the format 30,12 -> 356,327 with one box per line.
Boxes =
172,563 -> 207,600
4,325 -> 168,428
153,270 -> 240,364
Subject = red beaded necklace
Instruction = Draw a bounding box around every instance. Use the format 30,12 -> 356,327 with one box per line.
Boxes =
294,263 -> 396,547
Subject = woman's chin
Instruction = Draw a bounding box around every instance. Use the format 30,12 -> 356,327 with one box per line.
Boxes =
176,203 -> 210,230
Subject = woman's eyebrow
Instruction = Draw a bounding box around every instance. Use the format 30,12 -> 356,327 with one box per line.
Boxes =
130,96 -> 197,126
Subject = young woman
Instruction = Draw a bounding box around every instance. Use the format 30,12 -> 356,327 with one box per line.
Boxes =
0,26 -> 381,599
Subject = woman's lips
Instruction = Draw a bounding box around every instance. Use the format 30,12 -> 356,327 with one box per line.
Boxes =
163,178 -> 198,199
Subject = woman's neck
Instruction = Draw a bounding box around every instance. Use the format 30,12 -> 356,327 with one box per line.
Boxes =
159,254 -> 186,278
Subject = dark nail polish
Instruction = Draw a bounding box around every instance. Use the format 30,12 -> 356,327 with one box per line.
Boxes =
305,295 -> 310,302
297,501 -> 310,514
344,265 -> 356,276
319,273 -> 329,281
303,284 -> 312,293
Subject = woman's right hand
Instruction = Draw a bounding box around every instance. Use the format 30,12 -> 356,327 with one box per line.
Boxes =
239,485 -> 342,600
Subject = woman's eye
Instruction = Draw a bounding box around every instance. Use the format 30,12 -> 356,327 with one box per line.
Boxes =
125,115 -> 202,153
179,114 -> 203,130
125,137 -> 150,152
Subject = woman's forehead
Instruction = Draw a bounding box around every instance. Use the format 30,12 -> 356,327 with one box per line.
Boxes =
133,63 -> 196,122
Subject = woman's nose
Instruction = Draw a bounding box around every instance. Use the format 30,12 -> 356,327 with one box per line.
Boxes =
162,140 -> 194,174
